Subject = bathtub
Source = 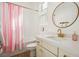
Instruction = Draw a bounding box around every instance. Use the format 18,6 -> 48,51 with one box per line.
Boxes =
0,40 -> 37,57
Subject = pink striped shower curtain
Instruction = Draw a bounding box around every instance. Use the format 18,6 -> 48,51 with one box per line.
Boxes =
1,3 -> 24,53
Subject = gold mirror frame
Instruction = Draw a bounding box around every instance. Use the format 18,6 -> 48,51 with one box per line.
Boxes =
52,2 -> 79,28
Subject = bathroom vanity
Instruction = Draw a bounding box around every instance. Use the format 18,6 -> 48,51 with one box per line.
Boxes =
36,34 -> 79,57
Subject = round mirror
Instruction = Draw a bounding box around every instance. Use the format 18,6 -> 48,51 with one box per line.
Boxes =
52,2 -> 79,28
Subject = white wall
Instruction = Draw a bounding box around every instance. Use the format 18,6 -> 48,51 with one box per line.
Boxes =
23,8 -> 39,42
47,2 -> 79,36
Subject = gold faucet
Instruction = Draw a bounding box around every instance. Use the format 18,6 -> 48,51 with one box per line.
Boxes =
57,29 -> 64,37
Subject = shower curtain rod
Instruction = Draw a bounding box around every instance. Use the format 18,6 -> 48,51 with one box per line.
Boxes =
6,2 -> 39,12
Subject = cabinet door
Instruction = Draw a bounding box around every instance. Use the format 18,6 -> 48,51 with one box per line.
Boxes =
42,40 -> 58,55
42,47 -> 56,57
59,48 -> 71,57
36,45 -> 56,57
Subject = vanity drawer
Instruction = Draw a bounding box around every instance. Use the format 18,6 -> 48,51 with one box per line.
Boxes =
42,41 -> 58,56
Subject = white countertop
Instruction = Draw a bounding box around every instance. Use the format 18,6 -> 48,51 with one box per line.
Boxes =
37,34 -> 79,57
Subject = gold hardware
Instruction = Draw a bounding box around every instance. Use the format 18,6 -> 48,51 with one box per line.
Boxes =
57,29 -> 64,37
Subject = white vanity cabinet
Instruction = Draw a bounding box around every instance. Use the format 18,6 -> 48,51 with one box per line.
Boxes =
36,36 -> 79,57
36,38 -> 58,57
36,37 -> 72,57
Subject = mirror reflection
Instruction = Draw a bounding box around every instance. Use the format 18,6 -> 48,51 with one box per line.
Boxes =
52,2 -> 79,28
